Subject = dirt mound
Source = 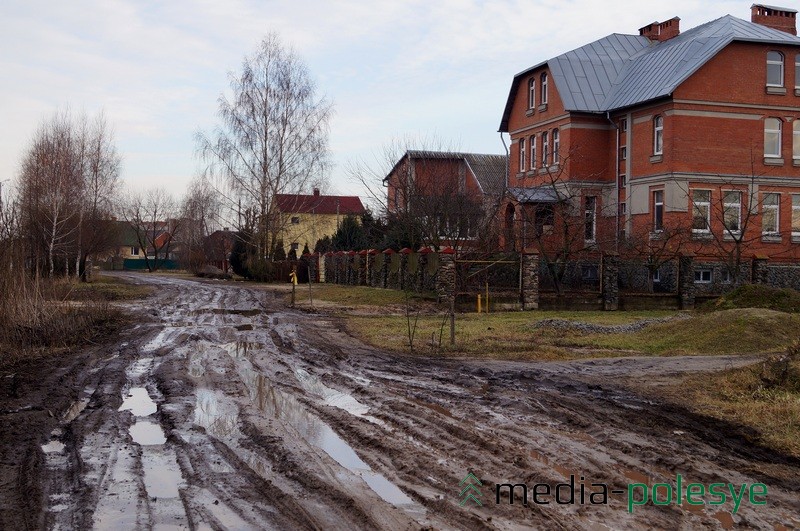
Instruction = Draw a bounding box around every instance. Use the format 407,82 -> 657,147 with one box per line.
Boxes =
534,314 -> 690,334
702,284 -> 800,313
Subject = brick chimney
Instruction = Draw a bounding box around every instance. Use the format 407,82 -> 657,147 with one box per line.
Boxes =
313,187 -> 320,197
639,17 -> 681,42
751,4 -> 797,35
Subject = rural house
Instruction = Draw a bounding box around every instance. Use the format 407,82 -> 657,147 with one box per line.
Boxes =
274,189 -> 366,255
384,150 -> 506,249
499,4 -> 800,291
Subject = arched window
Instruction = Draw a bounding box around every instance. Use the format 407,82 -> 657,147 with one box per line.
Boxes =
793,120 -> 800,160
765,117 -> 782,157
767,51 -> 784,87
552,128 -> 560,164
653,115 -> 663,155
542,131 -> 549,166
795,54 -> 800,89
528,78 -> 536,109
530,135 -> 537,170
541,73 -> 548,105
519,137 -> 526,172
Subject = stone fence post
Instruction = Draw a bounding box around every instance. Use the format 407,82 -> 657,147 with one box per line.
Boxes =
381,249 -> 393,288
399,248 -> 412,291
678,254 -> 695,310
521,251 -> 539,310
436,248 -> 456,304
601,252 -> 619,311
358,250 -> 368,285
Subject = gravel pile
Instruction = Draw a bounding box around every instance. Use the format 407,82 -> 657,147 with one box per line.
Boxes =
533,314 -> 691,334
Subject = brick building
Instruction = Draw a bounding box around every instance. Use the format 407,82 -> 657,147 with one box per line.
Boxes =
499,4 -> 800,287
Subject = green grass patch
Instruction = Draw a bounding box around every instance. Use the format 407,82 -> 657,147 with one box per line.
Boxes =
701,284 -> 800,313
291,284 -> 436,309
53,274 -> 153,301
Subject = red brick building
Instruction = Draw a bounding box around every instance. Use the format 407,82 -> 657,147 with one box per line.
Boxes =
499,4 -> 800,287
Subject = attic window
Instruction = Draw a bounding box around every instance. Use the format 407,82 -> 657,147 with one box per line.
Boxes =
767,51 -> 784,87
540,73 -> 548,105
291,216 -> 300,224
528,78 -> 536,109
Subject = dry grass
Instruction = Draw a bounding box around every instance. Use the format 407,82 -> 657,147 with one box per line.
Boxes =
287,283 -> 437,311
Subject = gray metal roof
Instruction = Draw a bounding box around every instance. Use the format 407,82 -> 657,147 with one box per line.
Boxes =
507,186 -> 560,203
398,150 -> 507,196
500,14 -> 800,129
754,4 -> 798,14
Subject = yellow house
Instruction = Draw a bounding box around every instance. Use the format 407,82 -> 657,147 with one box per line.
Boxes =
275,189 -> 365,255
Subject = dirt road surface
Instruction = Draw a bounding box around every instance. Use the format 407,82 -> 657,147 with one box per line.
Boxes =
2,274 -> 799,530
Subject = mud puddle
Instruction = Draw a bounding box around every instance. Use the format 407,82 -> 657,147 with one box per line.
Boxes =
294,368 -> 384,425
119,387 -> 157,416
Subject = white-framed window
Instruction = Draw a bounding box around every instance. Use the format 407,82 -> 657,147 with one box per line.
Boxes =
620,146 -> 627,160
694,268 -> 712,284
584,196 -> 597,241
542,131 -> 549,166
792,194 -> 800,239
541,72 -> 548,105
519,137 -> 526,172
131,246 -> 139,256
692,190 -> 711,233
794,121 -> 800,160
552,128 -> 560,164
528,78 -> 536,109
653,115 -> 663,155
796,54 -> 800,89
530,135 -> 536,171
620,174 -> 626,187
767,51 -> 784,87
653,269 -> 661,283
620,118 -> 628,132
291,216 -> 300,224
653,190 -> 664,231
721,269 -> 732,284
762,192 -> 780,235
765,117 -> 782,157
723,190 -> 742,234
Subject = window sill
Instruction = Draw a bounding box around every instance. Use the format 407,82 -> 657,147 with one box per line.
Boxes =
538,103 -> 548,112
548,163 -> 560,171
761,234 -> 782,243
723,232 -> 742,242
691,231 -> 712,240
649,230 -> 664,240
793,158 -> 800,167
766,86 -> 787,95
650,154 -> 663,163
526,109 -> 535,117
764,157 -> 784,166
538,167 -> 550,175
795,88 -> 800,97
792,234 -> 800,243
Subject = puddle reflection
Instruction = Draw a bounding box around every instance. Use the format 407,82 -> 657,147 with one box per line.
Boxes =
129,420 -> 167,445
118,387 -> 157,417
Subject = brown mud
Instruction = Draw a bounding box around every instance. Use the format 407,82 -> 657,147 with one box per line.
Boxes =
1,273 -> 798,529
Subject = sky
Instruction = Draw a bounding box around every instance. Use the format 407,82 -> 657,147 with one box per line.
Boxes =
0,0 -> 763,204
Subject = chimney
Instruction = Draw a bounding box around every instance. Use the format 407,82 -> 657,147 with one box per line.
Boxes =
639,16 -> 681,42
313,188 -> 320,197
751,4 -> 797,35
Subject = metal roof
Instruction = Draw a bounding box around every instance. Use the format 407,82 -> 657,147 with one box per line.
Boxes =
507,186 -> 561,203
388,150 -> 507,197
500,14 -> 800,129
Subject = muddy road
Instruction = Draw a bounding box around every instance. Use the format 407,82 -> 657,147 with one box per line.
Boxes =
2,273 -> 799,530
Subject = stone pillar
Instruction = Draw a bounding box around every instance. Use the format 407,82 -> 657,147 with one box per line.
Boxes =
346,251 -> 357,285
358,250 -> 368,285
601,252 -> 620,311
382,249 -> 394,289
399,248 -> 412,291
335,251 -> 345,284
417,247 -> 431,293
436,249 -> 456,304
678,255 -> 695,310
521,251 -> 539,310
752,255 -> 769,284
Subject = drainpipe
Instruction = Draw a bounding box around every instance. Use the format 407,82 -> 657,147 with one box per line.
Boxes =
607,111 -> 620,253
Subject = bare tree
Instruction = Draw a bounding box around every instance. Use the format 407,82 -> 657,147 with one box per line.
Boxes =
181,176 -> 221,272
196,33 -> 332,271
123,188 -> 182,272
621,218 -> 691,292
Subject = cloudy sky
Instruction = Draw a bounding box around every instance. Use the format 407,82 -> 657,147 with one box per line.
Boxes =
1,0 -> 759,201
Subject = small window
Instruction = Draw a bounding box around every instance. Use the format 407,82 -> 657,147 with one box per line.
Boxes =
765,118 -> 782,158
582,264 -> 599,281
723,191 -> 742,234
694,268 -> 712,284
653,115 -> 663,155
653,190 -> 664,231
792,195 -> 800,239
541,72 -> 548,105
542,131 -> 549,166
620,146 -> 627,160
652,269 -> 661,283
620,118 -> 628,132
767,51 -> 784,87
619,174 -> 626,187
692,190 -> 711,233
519,137 -> 526,172
794,121 -> 800,160
291,216 -> 300,224
291,242 -> 299,251
530,135 -> 537,171
528,78 -> 536,109
131,246 -> 139,256
584,196 -> 597,241
762,192 -> 780,235
552,128 -> 560,164
721,269 -> 732,284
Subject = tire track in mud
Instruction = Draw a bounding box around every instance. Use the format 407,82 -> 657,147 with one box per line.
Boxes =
34,273 -> 800,530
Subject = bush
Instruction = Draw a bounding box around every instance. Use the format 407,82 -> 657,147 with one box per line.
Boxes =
701,284 -> 800,313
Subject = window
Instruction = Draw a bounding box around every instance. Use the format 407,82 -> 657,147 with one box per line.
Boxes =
652,269 -> 661,283
723,191 -> 742,234
653,190 -> 664,231
552,128 -> 560,164
796,54 -> 800,88
792,195 -> 800,239
619,174 -> 626,187
794,121 -> 800,160
653,115 -> 663,155
767,51 -> 784,87
694,268 -> 712,284
542,131 -> 549,166
528,78 -> 536,109
765,118 -> 782,157
131,246 -> 139,256
620,118 -> 628,132
584,196 -> 596,241
290,242 -> 299,251
620,146 -> 627,160
762,192 -> 780,235
721,269 -> 732,284
541,73 -> 548,105
519,137 -> 526,172
530,135 -> 536,171
291,216 -> 300,224
692,190 -> 711,233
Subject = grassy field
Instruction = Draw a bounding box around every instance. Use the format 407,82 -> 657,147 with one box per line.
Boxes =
286,283 -> 436,309
54,273 -> 154,301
